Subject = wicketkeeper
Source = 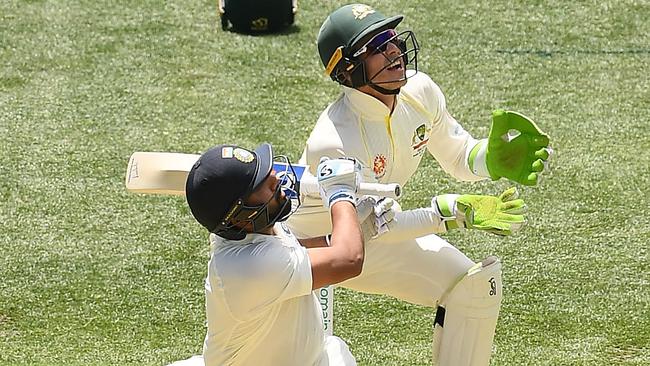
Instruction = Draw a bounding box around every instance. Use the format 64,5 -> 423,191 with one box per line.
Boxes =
287,4 -> 552,365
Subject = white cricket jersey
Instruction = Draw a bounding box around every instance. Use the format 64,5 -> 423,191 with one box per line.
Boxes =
288,71 -> 485,239
201,224 -> 327,366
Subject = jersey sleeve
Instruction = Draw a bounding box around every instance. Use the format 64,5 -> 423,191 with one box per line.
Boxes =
213,238 -> 313,320
419,75 -> 486,182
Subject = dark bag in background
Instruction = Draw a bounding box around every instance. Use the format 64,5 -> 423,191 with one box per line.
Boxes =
219,0 -> 298,33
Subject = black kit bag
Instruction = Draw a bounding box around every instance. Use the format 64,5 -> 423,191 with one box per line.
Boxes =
219,0 -> 298,33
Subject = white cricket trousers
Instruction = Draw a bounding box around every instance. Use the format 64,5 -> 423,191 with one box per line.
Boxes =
288,202 -> 476,307
339,233 -> 474,307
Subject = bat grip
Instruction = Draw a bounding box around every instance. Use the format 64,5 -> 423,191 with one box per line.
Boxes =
358,182 -> 401,199
299,176 -> 402,200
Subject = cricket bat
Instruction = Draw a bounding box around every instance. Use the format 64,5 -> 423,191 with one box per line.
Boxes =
125,152 -> 402,199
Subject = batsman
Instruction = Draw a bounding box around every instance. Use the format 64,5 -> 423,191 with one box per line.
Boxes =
287,4 -> 553,365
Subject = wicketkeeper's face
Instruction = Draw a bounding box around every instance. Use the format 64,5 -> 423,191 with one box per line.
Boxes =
358,30 -> 407,90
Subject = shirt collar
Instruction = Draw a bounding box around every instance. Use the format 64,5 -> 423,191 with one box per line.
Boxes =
209,228 -> 280,247
342,86 -> 394,120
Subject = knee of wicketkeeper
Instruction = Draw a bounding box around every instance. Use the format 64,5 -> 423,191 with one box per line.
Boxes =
432,255 -> 503,366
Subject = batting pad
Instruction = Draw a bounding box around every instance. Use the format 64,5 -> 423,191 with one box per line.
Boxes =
432,256 -> 502,366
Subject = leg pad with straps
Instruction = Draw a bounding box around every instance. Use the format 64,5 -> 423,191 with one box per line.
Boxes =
432,256 -> 503,366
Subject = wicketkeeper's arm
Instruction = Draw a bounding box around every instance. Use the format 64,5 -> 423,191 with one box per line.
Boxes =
368,187 -> 527,242
371,206 -> 449,242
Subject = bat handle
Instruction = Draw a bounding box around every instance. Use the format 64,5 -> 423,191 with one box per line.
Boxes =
299,176 -> 402,200
358,182 -> 401,199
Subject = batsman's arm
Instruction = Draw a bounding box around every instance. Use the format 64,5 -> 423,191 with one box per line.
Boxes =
298,237 -> 328,248
307,201 -> 364,290
306,158 -> 365,290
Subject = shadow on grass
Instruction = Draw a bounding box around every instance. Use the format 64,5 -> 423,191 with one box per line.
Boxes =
222,25 -> 302,37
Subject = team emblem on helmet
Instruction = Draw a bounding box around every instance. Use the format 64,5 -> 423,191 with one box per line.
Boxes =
233,148 -> 254,163
373,154 -> 387,179
352,5 -> 375,20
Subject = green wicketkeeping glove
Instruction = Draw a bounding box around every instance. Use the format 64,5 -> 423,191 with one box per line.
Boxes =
486,110 -> 551,186
433,187 -> 526,236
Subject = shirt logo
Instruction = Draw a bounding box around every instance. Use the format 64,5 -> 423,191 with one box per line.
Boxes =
352,5 -> 375,20
373,154 -> 387,179
411,123 -> 430,156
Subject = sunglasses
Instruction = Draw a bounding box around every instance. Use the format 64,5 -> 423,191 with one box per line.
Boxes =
353,29 -> 398,57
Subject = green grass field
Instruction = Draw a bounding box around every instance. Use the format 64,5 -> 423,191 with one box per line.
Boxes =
1,0 -> 648,365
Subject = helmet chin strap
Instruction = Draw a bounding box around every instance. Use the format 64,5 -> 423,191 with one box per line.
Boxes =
364,57 -> 406,95
214,183 -> 297,240
368,82 -> 401,95
344,56 -> 404,95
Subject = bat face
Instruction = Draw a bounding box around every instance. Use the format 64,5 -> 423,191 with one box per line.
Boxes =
125,152 -> 309,197
125,152 -> 200,195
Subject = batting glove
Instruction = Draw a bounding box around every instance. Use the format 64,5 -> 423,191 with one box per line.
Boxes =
433,187 -> 526,236
470,110 -> 552,186
356,197 -> 397,241
316,157 -> 361,208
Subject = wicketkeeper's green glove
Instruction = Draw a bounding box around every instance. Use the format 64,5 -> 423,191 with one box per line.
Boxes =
432,187 -> 526,236
469,110 -> 551,186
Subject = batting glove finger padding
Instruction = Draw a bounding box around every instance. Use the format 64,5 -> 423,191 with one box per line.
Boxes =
373,197 -> 397,238
357,197 -> 398,241
358,197 -> 379,241
355,196 -> 376,222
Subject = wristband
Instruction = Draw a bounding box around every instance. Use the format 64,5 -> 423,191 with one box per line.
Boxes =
328,189 -> 356,208
468,139 -> 490,178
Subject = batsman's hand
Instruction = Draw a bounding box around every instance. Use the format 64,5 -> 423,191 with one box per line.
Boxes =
316,157 -> 361,208
486,110 -> 552,186
356,197 -> 397,241
433,187 -> 526,236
